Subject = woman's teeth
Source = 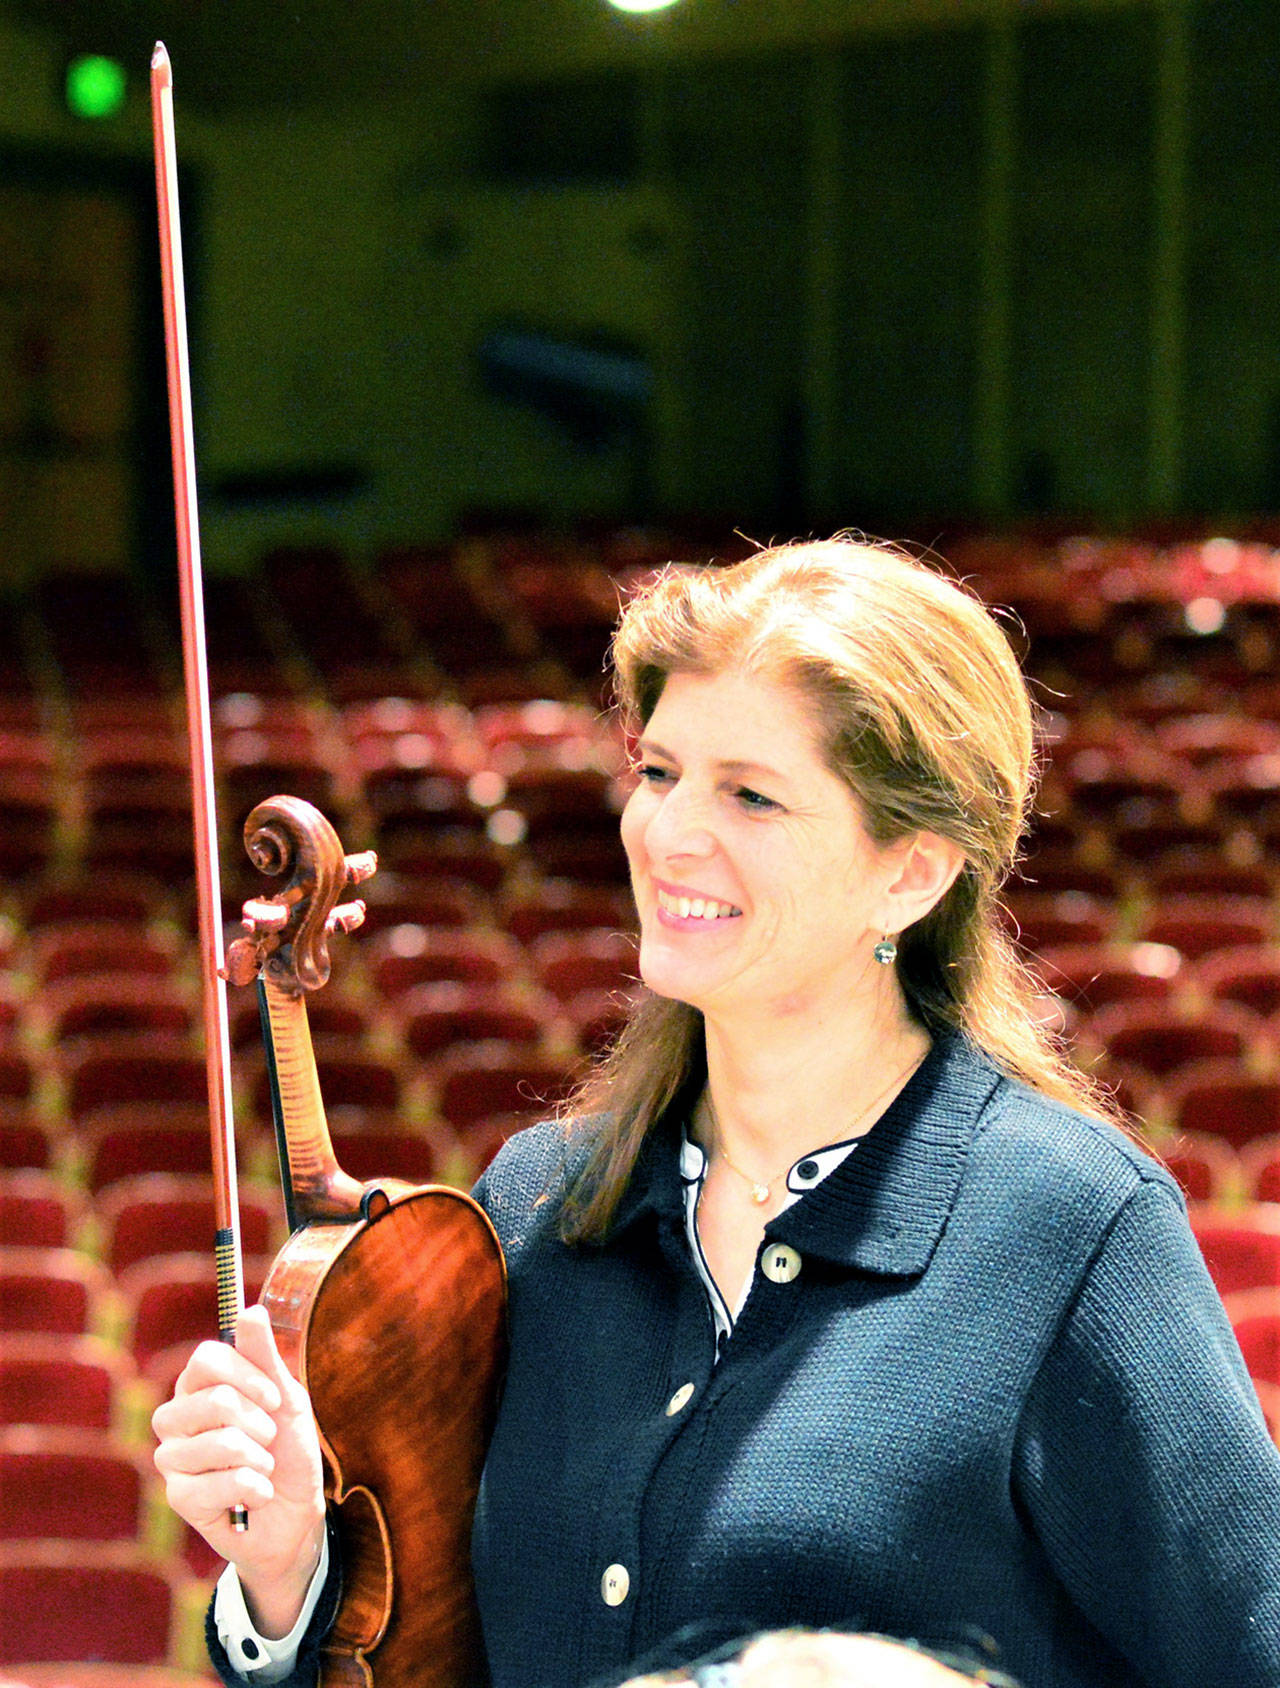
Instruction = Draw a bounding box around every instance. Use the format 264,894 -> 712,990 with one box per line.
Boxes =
657,889 -> 741,920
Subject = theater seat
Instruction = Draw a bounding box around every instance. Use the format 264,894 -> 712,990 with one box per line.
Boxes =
1241,1135 -> 1280,1203
119,1253 -> 273,1373
0,1425 -> 149,1543
1189,1205 -> 1280,1296
1198,946 -> 1280,1019
432,1046 -> 580,1129
97,1175 -> 278,1276
0,1542 -> 176,1666
1080,1003 -> 1265,1084
529,929 -> 639,1001
1156,1131 -> 1241,1204
0,1334 -> 135,1431
400,981 -> 550,1061
367,925 -> 525,997
0,1171 -> 86,1250
1166,1063 -> 1280,1151
0,1248 -> 113,1336
81,1105 -> 226,1194
1135,896 -> 1274,960
1223,1287 -> 1280,1387
1000,890 -> 1115,954
1032,942 -> 1183,1015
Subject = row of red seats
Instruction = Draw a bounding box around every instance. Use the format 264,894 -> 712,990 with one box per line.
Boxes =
0,541 -> 636,1674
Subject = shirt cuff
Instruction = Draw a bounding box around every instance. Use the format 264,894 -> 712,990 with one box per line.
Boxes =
213,1533 -> 331,1682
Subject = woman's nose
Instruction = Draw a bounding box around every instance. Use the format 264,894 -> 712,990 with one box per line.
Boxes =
645,782 -> 715,859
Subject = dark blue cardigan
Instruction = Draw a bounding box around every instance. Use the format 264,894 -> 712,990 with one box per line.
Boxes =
210,1034 -> 1280,1688
471,1034 -> 1280,1688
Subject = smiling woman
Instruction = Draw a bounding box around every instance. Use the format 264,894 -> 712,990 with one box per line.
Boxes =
563,536 -> 1102,1243
158,536 -> 1280,1688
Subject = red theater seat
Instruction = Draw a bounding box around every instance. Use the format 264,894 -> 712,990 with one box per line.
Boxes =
81,1105 -> 224,1194
500,881 -> 633,944
1241,1136 -> 1280,1204
433,1047 -> 580,1129
0,1542 -> 176,1665
1166,1064 -> 1280,1151
62,1037 -> 207,1123
0,1112 -> 52,1172
0,1334 -> 134,1429
367,925 -> 524,997
44,976 -> 194,1042
97,1175 -> 277,1276
1135,896 -> 1274,961
0,1248 -> 112,1336
401,982 -> 548,1061
530,929 -> 639,1001
1000,891 -> 1115,954
1082,1003 -> 1265,1083
1032,942 -> 1183,1015
1224,1287 -> 1280,1387
1156,1132 -> 1239,1204
1198,946 -> 1280,1019
1189,1205 -> 1280,1296
0,1172 -> 86,1250
120,1253 -> 273,1372
31,922 -> 179,984
326,1125 -> 445,1187
0,1426 -> 148,1542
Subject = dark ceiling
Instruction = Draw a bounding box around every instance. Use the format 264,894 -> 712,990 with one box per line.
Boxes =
1,0 -> 1059,113
3,1 -> 523,111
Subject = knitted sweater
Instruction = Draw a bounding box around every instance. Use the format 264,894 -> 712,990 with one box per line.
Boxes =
470,1033 -> 1280,1688
208,1033 -> 1280,1688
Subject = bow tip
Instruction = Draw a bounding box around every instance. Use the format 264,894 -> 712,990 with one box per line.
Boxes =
152,41 -> 171,76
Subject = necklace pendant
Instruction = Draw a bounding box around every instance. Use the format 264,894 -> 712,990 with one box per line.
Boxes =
750,1183 -> 770,1205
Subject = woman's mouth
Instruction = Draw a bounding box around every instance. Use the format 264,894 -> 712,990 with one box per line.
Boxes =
655,887 -> 742,922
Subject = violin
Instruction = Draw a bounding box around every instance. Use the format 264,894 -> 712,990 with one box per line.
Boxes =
151,48 -> 508,1688
224,797 -> 507,1688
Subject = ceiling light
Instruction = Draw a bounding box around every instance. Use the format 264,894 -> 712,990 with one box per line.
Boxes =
607,0 -> 680,12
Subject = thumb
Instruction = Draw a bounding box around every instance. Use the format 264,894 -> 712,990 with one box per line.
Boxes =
234,1303 -> 296,1410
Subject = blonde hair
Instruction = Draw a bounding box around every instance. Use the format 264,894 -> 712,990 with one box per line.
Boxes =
560,536 -> 1119,1242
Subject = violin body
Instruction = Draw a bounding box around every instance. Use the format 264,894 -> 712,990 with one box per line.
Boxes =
265,1182 -> 506,1688
223,798 -> 510,1688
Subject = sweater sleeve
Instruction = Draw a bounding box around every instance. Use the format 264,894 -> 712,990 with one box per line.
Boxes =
1013,1177 -> 1280,1688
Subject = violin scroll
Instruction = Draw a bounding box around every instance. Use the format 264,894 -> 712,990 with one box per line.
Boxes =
223,797 -> 377,993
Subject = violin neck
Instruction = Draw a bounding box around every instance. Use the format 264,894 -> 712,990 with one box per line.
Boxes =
259,974 -> 366,1227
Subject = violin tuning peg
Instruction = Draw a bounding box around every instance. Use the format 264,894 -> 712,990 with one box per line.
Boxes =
327,898 -> 367,936
344,850 -> 377,886
221,937 -> 262,988
242,898 -> 290,933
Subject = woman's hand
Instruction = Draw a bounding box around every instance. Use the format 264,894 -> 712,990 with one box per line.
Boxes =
152,1303 -> 327,1636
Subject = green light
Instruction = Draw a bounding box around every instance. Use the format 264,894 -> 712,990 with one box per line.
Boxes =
66,55 -> 127,120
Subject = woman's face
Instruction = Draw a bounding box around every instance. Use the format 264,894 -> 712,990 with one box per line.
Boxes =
620,668 -> 910,1027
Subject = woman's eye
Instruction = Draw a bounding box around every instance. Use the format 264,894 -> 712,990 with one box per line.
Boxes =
636,763 -> 674,785
734,786 -> 778,812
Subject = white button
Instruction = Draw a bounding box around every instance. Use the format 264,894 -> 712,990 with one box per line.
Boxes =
601,1563 -> 630,1606
665,1382 -> 695,1416
761,1243 -> 802,1284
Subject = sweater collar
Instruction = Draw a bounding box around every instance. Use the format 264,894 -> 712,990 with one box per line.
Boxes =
605,1032 -> 1003,1278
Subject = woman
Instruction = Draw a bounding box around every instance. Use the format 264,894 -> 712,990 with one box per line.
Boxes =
154,538 -> 1280,1688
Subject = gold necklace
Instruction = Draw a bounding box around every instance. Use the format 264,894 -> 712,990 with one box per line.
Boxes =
703,1046 -> 928,1206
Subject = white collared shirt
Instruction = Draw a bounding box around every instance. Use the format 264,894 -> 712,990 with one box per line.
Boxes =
680,1130 -> 862,1354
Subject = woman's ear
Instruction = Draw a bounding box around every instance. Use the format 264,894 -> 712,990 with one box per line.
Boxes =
880,832 -> 966,936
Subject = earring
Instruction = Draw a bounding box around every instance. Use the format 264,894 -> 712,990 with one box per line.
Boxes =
873,935 -> 898,965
